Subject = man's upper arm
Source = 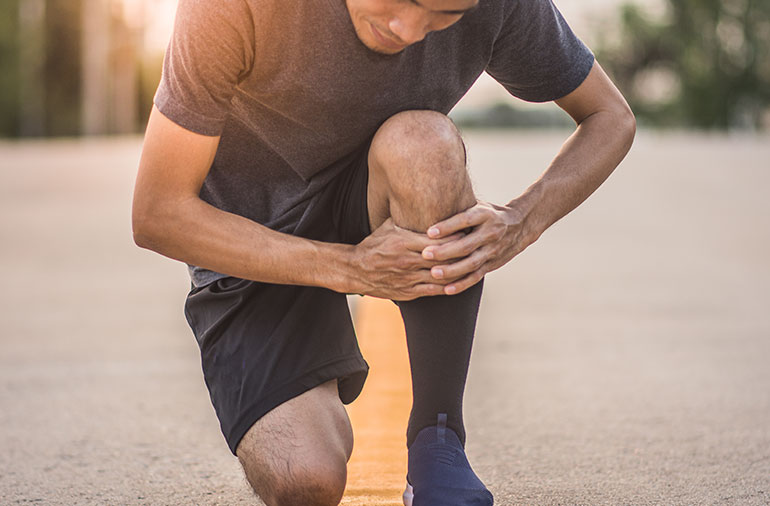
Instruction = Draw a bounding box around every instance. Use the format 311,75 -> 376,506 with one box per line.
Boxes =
486,0 -> 595,103
555,61 -> 635,125
132,106 -> 220,240
136,0 -> 251,221
154,0 -> 254,137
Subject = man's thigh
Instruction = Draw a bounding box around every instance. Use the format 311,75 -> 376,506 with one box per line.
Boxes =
184,278 -> 368,455
182,128 -> 375,471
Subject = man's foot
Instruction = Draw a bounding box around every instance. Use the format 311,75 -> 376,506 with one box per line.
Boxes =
403,414 -> 493,506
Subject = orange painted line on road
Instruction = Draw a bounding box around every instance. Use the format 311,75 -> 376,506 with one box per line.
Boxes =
341,297 -> 412,506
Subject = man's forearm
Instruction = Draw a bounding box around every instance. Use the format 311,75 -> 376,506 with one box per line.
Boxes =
512,108 -> 636,243
133,196 -> 357,292
415,63 -> 636,296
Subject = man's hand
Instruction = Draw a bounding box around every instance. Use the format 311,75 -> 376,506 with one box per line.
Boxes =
419,201 -> 534,295
413,62 -> 635,297
351,218 -> 466,300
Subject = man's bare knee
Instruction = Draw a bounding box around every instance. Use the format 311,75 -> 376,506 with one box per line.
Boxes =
239,451 -> 347,506
368,110 -> 475,231
267,462 -> 347,506
371,110 -> 467,189
236,380 -> 352,505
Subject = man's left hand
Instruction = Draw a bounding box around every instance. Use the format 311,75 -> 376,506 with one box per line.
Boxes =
421,201 -> 535,295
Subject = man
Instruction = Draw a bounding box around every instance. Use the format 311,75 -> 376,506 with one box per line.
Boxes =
132,0 -> 635,504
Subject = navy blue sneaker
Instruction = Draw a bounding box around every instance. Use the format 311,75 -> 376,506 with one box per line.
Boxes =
403,414 -> 493,506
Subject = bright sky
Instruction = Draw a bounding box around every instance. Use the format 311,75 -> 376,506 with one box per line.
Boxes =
119,0 -> 178,49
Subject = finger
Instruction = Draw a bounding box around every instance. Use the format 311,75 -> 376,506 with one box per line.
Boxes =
433,231 -> 467,245
390,282 -> 446,301
383,225 -> 433,252
424,228 -> 491,262
410,254 -> 451,271
396,228 -> 465,252
412,283 -> 449,298
394,252 -> 441,271
412,267 -> 453,285
429,248 -> 488,281
443,269 -> 486,295
426,207 -> 488,239
419,234 -> 469,261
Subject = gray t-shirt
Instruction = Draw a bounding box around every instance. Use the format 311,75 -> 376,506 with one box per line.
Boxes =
155,0 -> 594,287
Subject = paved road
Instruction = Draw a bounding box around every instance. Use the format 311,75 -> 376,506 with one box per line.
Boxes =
1,131 -> 768,505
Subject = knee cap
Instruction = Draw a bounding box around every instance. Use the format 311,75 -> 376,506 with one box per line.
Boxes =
370,110 -> 467,198
374,110 -> 464,163
269,465 -> 346,506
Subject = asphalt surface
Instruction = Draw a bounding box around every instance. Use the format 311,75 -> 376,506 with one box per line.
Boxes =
1,131 -> 768,505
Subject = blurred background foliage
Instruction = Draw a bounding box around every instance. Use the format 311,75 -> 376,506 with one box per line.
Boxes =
594,0 -> 770,129
0,0 -> 768,137
0,1 -> 21,136
0,0 -> 161,138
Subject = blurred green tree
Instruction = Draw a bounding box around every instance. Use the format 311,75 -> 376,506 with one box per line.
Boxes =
596,0 -> 770,129
0,0 -> 21,137
0,0 -> 150,137
1,0 -> 81,137
44,0 -> 83,136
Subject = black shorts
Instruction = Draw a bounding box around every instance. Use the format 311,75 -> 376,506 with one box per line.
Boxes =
184,145 -> 372,455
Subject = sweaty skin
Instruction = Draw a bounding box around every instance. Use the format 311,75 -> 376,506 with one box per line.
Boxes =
132,0 -> 635,300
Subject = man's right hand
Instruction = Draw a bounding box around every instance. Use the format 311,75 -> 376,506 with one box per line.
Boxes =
134,106 -> 467,300
349,218 -> 465,301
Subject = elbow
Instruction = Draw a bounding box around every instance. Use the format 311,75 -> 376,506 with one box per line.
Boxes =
625,110 -> 637,154
132,226 -> 152,251
132,208 -> 155,250
619,101 -> 637,147
132,198 -> 165,251
607,101 -> 636,156
132,190 -> 196,257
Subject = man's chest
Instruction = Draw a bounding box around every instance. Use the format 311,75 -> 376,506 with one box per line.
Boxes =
222,0 -> 495,180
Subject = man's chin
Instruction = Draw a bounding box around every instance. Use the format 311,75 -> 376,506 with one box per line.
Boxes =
368,43 -> 406,55
355,35 -> 406,55
360,23 -> 408,54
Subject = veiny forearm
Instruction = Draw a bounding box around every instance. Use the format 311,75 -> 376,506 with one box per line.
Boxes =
512,108 -> 636,243
133,196 -> 356,292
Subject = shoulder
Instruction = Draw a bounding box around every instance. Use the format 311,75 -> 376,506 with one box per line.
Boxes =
174,0 -> 260,27
460,0 -> 542,33
453,0 -> 512,34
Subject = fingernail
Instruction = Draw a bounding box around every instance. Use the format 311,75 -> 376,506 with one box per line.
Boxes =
423,249 -> 434,260
446,285 -> 457,294
432,267 -> 444,279
428,227 -> 440,238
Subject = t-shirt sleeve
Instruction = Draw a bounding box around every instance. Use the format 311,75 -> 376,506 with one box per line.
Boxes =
486,0 -> 595,103
153,0 -> 255,136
